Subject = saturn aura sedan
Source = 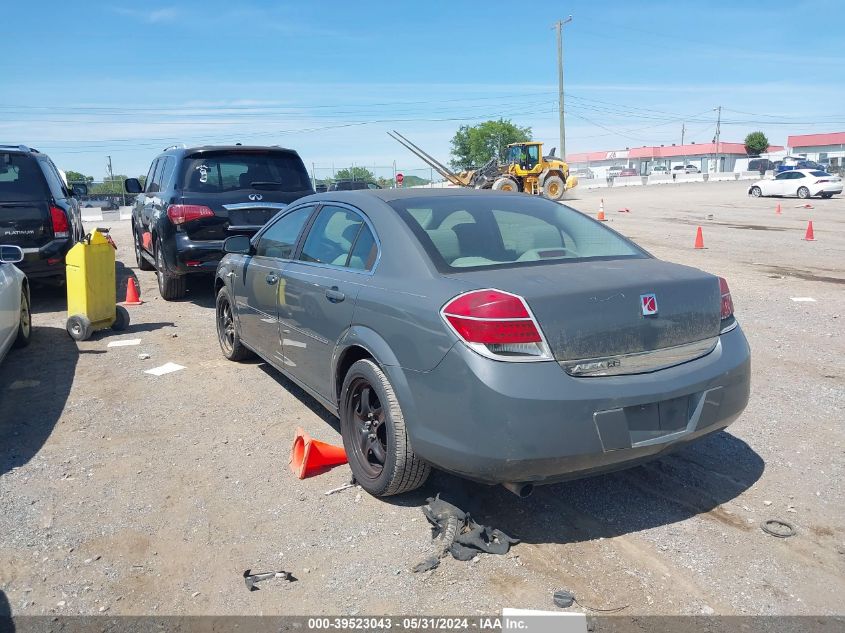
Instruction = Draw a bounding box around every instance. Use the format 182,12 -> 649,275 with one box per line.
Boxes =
749,169 -> 842,199
0,244 -> 31,365
214,189 -> 750,497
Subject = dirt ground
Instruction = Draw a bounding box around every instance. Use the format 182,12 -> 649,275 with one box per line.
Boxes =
0,180 -> 843,617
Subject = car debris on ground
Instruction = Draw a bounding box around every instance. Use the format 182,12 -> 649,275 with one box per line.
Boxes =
412,494 -> 519,572
243,569 -> 296,591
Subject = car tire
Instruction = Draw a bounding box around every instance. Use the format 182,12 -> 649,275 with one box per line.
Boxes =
155,238 -> 186,301
491,177 -> 519,192
134,228 -> 154,271
340,359 -> 430,497
542,174 -> 566,201
66,314 -> 92,341
797,186 -> 811,199
821,192 -> 833,199
112,305 -> 130,331
750,186 -> 762,197
13,289 -> 31,348
216,286 -> 252,361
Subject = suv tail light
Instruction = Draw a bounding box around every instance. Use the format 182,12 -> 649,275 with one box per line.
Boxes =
719,277 -> 736,333
167,204 -> 214,225
50,206 -> 69,238
441,289 -> 553,361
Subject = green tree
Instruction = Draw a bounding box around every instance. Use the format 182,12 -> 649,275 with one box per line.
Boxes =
90,175 -> 128,195
334,166 -> 375,182
744,131 -> 770,156
449,119 -> 532,170
65,170 -> 94,185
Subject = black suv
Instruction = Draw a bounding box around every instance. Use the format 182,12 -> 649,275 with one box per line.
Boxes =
125,145 -> 314,300
0,145 -> 87,281
327,179 -> 381,191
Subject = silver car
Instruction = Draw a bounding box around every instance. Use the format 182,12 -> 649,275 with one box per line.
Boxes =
215,190 -> 750,497
0,245 -> 31,365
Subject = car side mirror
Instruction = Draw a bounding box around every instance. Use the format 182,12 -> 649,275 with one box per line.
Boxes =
223,235 -> 253,255
71,183 -> 88,197
124,178 -> 143,194
0,244 -> 24,264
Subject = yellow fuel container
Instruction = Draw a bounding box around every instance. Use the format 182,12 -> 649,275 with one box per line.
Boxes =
65,229 -> 129,341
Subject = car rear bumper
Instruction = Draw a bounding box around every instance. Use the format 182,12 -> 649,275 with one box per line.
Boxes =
396,324 -> 751,485
166,233 -> 225,275
17,239 -> 72,279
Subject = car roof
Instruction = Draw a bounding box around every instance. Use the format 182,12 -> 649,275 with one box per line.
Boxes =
160,144 -> 298,156
294,187 -> 529,206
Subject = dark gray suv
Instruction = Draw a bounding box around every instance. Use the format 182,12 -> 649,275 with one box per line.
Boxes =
214,189 -> 751,498
0,145 -> 87,281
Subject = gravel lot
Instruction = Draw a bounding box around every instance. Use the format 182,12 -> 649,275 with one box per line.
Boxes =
1,180 -> 843,617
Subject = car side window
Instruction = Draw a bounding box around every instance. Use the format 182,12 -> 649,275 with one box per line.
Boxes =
775,172 -> 789,180
147,159 -> 167,193
299,206 -> 371,268
792,172 -> 805,179
255,205 -> 314,259
158,157 -> 176,190
38,159 -> 66,200
144,159 -> 159,193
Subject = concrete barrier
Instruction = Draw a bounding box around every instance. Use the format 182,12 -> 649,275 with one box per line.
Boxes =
707,172 -> 738,182
580,179 -> 608,189
674,173 -> 704,183
647,174 -> 674,185
613,176 -> 643,187
738,171 -> 760,180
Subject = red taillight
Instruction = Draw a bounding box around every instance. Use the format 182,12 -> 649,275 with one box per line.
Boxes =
166,204 -> 214,225
50,206 -> 69,238
441,289 -> 551,360
816,179 -> 829,184
719,277 -> 734,320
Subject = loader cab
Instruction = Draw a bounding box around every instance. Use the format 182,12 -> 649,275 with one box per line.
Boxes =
506,143 -> 542,173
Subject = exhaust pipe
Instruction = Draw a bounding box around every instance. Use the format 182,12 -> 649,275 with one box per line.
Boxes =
502,482 -> 534,498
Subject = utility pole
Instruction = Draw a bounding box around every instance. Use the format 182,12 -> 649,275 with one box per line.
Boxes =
681,123 -> 685,146
714,105 -> 722,172
554,16 -> 573,161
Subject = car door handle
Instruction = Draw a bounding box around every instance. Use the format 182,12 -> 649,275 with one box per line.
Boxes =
265,273 -> 279,285
325,287 -> 345,303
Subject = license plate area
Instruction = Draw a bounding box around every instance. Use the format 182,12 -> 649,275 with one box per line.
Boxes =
228,208 -> 274,226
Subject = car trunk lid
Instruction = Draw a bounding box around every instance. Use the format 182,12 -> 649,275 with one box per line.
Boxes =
0,200 -> 53,249
445,258 -> 722,372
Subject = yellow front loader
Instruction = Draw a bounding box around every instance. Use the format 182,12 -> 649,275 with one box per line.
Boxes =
489,142 -> 578,200
387,131 -> 577,200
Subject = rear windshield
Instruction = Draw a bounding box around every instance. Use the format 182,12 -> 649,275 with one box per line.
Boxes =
810,170 -> 832,177
390,195 -> 646,271
0,153 -> 49,201
179,151 -> 312,193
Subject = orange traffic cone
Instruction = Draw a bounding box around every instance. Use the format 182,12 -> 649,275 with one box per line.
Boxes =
694,226 -> 705,249
289,427 -> 347,479
122,278 -> 143,305
803,220 -> 815,242
597,199 -> 607,221
775,203 -> 781,215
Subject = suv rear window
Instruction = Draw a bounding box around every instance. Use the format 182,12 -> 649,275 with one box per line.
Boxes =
179,151 -> 312,193
0,153 -> 50,201
390,195 -> 645,271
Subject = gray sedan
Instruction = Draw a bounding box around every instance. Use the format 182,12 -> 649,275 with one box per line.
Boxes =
215,189 -> 750,497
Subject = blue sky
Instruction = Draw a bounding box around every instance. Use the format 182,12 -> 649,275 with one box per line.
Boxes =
2,0 -> 844,180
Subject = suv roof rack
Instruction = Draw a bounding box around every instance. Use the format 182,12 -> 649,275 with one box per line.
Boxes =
0,144 -> 38,153
162,143 -> 187,152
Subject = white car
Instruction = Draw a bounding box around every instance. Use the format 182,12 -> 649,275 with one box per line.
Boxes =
673,164 -> 700,174
650,165 -> 670,175
607,166 -> 624,178
0,245 -> 31,364
748,169 -> 842,199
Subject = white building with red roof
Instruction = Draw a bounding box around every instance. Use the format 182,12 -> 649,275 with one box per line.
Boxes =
787,132 -> 845,171
567,141 -> 784,178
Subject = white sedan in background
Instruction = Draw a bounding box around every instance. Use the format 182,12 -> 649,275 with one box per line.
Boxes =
0,245 -> 31,365
749,169 -> 842,199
